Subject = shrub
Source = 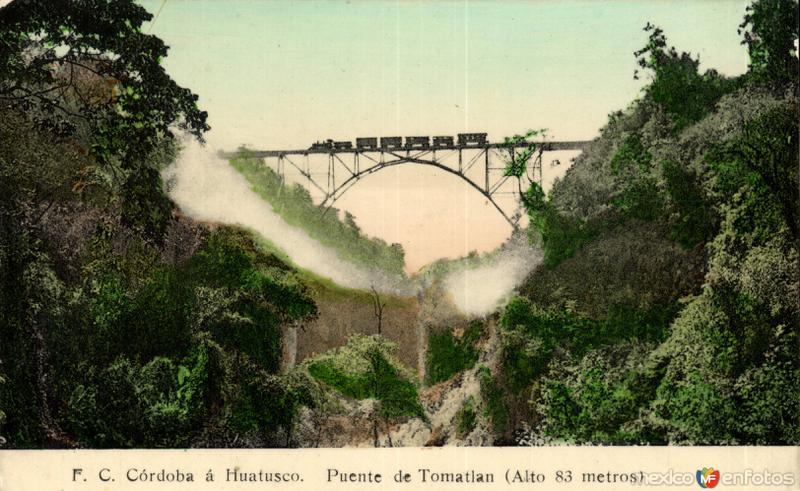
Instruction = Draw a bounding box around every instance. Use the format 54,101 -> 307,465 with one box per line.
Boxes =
306,335 -> 424,420
425,321 -> 484,385
455,397 -> 477,437
478,366 -> 509,441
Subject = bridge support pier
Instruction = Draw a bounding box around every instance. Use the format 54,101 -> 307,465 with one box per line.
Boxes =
484,148 -> 490,193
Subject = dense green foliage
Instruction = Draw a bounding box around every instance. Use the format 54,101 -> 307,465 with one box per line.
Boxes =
500,297 -> 678,392
524,182 -> 605,267
454,397 -> 477,437
634,24 -> 741,132
661,159 -> 716,248
425,321 -> 484,385
306,335 -> 424,420
478,366 -> 510,442
738,0 -> 799,86
1,0 -> 797,449
1,205 -> 320,447
499,2 -> 799,445
608,133 -> 665,220
230,153 -> 407,277
0,0 -> 209,239
0,1 -> 327,448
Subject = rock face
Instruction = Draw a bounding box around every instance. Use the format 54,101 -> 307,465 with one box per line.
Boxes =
294,399 -> 385,448
294,318 -> 504,448
394,319 -> 502,447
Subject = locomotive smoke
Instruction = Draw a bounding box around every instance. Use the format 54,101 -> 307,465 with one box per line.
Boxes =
165,139 -> 538,314
163,140 -> 411,295
442,235 -> 543,317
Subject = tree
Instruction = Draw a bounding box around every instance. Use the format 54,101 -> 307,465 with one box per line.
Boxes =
0,0 -> 209,446
738,0 -> 799,87
370,285 -> 386,335
501,129 -> 547,203
634,23 -> 737,131
713,105 -> 799,241
0,0 -> 209,237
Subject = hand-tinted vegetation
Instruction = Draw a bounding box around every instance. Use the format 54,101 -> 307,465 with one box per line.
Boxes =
305,335 -> 425,446
1,0 -> 796,448
230,153 -> 407,278
455,396 -> 477,437
0,0 -> 322,448
306,334 -> 424,420
493,0 -> 799,445
0,0 -> 208,240
426,321 -> 484,385
478,366 -> 510,442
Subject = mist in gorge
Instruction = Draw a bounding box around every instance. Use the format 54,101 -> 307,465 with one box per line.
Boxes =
443,235 -> 543,316
164,139 -> 540,318
163,139 -> 412,296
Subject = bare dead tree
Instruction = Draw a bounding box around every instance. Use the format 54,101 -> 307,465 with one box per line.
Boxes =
370,285 -> 386,336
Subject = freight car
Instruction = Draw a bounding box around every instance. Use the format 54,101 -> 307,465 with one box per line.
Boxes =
457,133 -> 488,146
380,136 -> 403,149
405,136 -> 430,149
333,141 -> 353,150
432,136 -> 454,147
356,137 -> 379,149
310,132 -> 489,151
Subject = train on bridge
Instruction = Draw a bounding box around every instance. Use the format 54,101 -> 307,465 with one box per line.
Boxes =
309,133 -> 488,151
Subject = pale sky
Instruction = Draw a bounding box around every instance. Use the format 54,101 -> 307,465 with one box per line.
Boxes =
139,0 -> 750,271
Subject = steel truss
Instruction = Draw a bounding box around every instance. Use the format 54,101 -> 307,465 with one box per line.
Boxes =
225,140 -> 589,229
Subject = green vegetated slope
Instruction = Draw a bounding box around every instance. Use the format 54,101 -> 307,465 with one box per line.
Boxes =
488,7 -> 799,445
0,0 -> 423,449
246,229 -> 377,303
230,152 -> 407,279
0,110 -> 325,448
426,320 -> 484,386
305,334 -> 425,420
421,230 -> 529,278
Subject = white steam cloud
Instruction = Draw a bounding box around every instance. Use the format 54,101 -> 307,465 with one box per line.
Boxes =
163,140 -> 410,295
442,236 -> 543,316
164,140 -> 538,314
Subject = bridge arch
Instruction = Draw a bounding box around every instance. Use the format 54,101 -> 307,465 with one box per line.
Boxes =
232,139 -> 590,230
320,155 -> 519,228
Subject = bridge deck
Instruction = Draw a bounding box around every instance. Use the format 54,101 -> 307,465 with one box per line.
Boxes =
221,140 -> 591,159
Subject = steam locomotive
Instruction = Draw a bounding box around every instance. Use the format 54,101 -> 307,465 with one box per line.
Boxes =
308,133 -> 487,151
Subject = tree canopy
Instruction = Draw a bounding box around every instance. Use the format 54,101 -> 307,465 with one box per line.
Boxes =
739,0 -> 799,86
0,0 -> 209,236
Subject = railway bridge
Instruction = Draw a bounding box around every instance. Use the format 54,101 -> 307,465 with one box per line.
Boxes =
222,133 -> 590,228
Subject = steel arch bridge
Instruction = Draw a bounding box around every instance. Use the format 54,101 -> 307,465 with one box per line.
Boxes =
223,136 -> 590,228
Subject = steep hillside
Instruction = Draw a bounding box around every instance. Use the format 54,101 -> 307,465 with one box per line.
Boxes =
485,18 -> 799,444
230,152 -> 407,279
